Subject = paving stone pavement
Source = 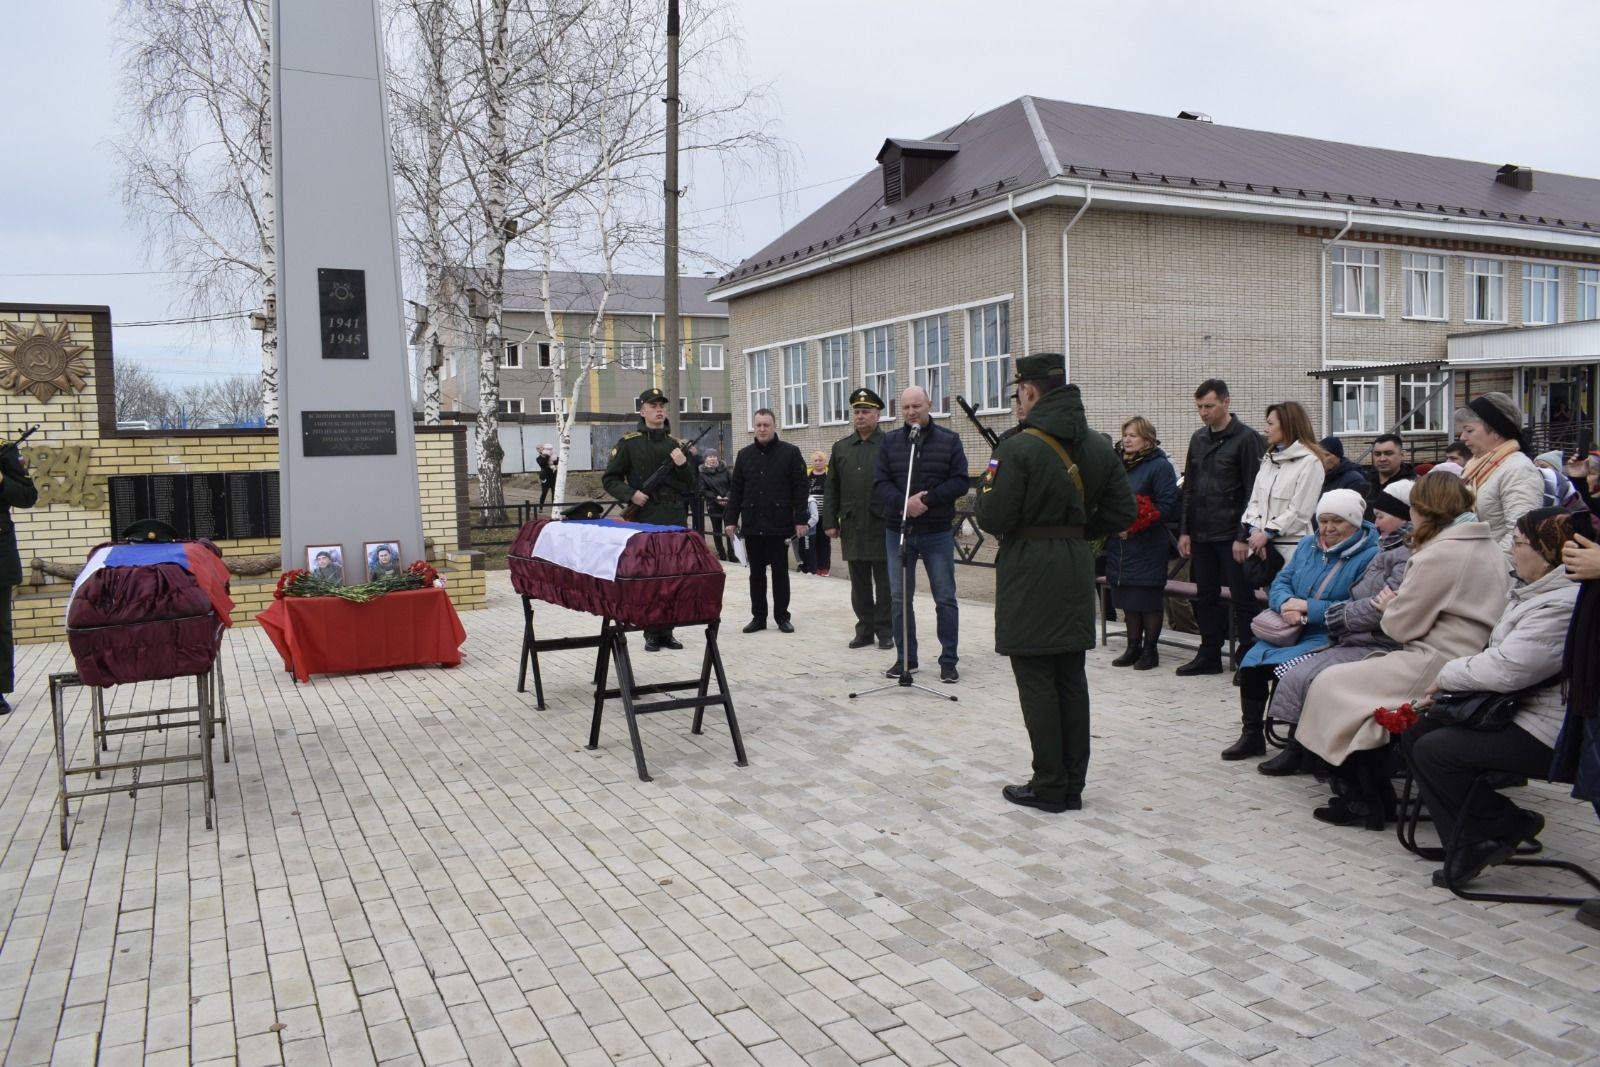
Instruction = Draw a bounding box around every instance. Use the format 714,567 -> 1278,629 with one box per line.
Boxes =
1,569 -> 1597,1067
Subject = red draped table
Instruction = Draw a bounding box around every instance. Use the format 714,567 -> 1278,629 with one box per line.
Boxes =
257,587 -> 467,682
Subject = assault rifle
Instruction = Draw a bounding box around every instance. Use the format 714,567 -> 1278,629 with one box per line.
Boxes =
621,422 -> 715,522
0,424 -> 39,475
955,395 -> 1021,450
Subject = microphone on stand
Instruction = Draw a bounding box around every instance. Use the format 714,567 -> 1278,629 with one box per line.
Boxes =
907,421 -> 922,442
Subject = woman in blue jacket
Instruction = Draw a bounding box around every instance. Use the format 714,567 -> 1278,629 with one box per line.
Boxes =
1221,488 -> 1379,761
1103,417 -> 1180,670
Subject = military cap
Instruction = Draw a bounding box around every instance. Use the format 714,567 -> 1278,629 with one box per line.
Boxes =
848,387 -> 884,409
119,518 -> 180,543
562,501 -> 608,520
1013,352 -> 1066,384
638,386 -> 668,405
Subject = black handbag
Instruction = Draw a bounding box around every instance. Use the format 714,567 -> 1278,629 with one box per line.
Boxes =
1242,545 -> 1286,589
1425,677 -> 1557,732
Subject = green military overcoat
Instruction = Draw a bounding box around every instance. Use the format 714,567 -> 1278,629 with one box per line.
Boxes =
974,385 -> 1136,655
602,420 -> 696,526
820,428 -> 887,561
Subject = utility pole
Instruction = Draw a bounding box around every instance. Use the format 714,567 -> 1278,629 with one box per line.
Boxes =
661,0 -> 681,415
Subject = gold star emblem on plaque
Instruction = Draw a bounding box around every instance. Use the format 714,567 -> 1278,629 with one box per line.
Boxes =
0,316 -> 90,402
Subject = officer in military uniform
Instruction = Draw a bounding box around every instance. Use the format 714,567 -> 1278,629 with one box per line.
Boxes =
974,354 -> 1135,812
603,386 -> 696,651
821,388 -> 892,649
0,439 -> 39,714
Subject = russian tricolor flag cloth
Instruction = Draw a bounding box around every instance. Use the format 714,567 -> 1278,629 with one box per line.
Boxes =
530,518 -> 684,581
70,543 -> 236,627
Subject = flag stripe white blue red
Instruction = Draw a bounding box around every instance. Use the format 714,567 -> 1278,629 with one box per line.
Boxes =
68,543 -> 235,628
530,518 -> 683,581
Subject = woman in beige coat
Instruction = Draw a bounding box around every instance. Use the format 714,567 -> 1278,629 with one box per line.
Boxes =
1297,472 -> 1509,827
1240,402 -> 1327,567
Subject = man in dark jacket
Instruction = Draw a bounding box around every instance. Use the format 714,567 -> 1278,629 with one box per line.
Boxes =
873,385 -> 969,682
0,439 -> 38,714
698,451 -> 734,562
975,353 -> 1136,811
822,388 -> 892,650
603,387 -> 696,650
1177,378 -> 1264,675
1365,434 -> 1415,498
725,409 -> 807,633
1319,436 -> 1373,497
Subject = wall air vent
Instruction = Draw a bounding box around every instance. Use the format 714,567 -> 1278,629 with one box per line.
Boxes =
1495,164 -> 1534,191
876,138 -> 959,207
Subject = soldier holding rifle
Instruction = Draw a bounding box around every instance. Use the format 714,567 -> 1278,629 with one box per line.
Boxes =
0,426 -> 38,714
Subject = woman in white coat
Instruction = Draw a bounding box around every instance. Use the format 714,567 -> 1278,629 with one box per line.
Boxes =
1457,391 -> 1544,553
1240,402 -> 1326,569
1404,507 -> 1579,888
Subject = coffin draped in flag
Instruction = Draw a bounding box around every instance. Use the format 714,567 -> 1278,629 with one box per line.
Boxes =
509,519 -> 724,628
66,540 -> 235,687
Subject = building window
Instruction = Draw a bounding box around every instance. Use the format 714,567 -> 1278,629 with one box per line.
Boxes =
700,396 -> 713,413
912,313 -> 951,415
679,396 -> 689,413
699,343 -> 725,370
1329,376 -> 1381,433
1331,246 -> 1381,317
820,334 -> 849,425
500,343 -> 522,368
579,341 -> 607,369
1524,263 -> 1561,325
538,396 -> 568,415
1466,259 -> 1506,322
780,343 -> 808,427
746,350 -> 770,428
1401,253 -> 1445,320
966,302 -> 1011,413
863,325 -> 897,417
619,343 -> 653,371
537,343 -> 554,368
1398,372 -> 1448,433
497,398 -> 524,414
1580,269 -> 1600,321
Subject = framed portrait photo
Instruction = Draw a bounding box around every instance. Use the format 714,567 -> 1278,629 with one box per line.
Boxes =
306,544 -> 345,584
364,540 -> 403,580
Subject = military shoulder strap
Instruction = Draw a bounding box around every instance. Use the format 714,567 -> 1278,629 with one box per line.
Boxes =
1021,428 -> 1085,499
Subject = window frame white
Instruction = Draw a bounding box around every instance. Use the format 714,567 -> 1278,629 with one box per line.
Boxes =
1465,258 -> 1507,323
700,396 -> 713,413
746,350 -> 771,429
1401,252 -> 1446,321
537,396 -> 567,416
618,342 -> 653,371
499,342 -> 523,369
780,342 -> 808,428
1331,245 -> 1383,318
1328,374 -> 1382,434
1579,268 -> 1600,321
819,334 -> 850,426
579,341 -> 608,369
496,397 -> 525,415
965,302 -> 1011,413
679,396 -> 689,413
911,313 -> 952,416
1523,263 -> 1561,325
862,324 -> 898,419
1397,371 -> 1449,434
699,342 -> 725,370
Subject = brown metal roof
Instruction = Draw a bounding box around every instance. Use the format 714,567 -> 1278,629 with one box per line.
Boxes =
719,96 -> 1600,290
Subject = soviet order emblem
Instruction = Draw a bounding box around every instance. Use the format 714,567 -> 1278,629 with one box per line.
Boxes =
0,317 -> 90,402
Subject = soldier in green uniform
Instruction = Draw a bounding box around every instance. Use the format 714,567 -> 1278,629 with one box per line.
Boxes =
821,388 -> 893,649
975,354 -> 1136,812
0,437 -> 38,714
603,387 -> 696,651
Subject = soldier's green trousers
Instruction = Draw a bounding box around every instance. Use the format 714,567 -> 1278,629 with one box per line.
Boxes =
1009,652 -> 1090,802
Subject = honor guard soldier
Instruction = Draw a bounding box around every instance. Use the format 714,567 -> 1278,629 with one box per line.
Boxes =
603,386 -> 696,651
0,436 -> 38,714
822,387 -> 893,649
975,353 -> 1135,812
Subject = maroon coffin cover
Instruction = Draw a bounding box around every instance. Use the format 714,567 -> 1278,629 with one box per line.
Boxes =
508,519 -> 725,628
67,554 -> 227,687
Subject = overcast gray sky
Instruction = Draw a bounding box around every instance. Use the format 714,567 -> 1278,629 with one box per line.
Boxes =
4,0 -> 1599,387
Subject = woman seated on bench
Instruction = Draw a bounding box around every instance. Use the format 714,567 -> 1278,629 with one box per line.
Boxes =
1404,508 -> 1579,887
1222,489 -> 1379,762
1298,472 -> 1508,829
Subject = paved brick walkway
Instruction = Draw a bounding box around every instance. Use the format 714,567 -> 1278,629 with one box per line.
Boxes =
1,572 -> 1597,1066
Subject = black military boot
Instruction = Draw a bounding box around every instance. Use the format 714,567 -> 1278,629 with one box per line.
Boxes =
1111,635 -> 1143,668
1221,697 -> 1267,761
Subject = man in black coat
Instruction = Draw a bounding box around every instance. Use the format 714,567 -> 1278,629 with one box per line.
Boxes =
1365,433 -> 1416,497
1176,378 -> 1264,676
0,440 -> 38,714
725,409 -> 807,633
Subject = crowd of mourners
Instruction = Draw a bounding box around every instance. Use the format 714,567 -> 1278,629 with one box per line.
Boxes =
1102,381 -> 1600,930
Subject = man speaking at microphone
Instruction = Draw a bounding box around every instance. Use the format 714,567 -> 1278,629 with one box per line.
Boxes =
872,386 -> 969,683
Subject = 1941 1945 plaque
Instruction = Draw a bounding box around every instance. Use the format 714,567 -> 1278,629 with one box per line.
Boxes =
317,267 -> 368,360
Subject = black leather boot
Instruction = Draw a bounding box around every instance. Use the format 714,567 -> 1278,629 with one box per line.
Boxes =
1221,697 -> 1267,761
1258,727 -> 1305,776
1111,636 -> 1143,667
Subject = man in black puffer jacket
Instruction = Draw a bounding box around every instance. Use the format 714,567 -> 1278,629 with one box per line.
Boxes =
872,386 -> 969,683
725,409 -> 808,633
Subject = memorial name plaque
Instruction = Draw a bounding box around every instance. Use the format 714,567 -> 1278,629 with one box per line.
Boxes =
317,267 -> 368,359
301,410 -> 398,457
108,471 -> 280,540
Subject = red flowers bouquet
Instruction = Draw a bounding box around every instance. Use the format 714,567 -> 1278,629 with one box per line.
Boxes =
1373,702 -> 1418,734
1125,494 -> 1162,536
276,561 -> 437,601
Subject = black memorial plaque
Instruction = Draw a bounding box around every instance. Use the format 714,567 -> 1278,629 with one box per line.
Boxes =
107,471 -> 281,541
301,410 -> 398,457
317,267 -> 369,359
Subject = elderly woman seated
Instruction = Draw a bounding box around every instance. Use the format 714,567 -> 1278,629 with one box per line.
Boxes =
1221,489 -> 1379,761
1255,480 -> 1416,776
1298,472 -> 1510,828
1404,508 -> 1580,888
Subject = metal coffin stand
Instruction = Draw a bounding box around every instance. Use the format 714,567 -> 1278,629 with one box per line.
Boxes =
49,664 -> 230,850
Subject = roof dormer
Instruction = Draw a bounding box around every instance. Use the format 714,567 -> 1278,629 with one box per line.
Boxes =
876,138 -> 959,206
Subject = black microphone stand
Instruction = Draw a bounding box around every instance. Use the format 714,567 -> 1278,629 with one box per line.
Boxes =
850,421 -> 958,703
